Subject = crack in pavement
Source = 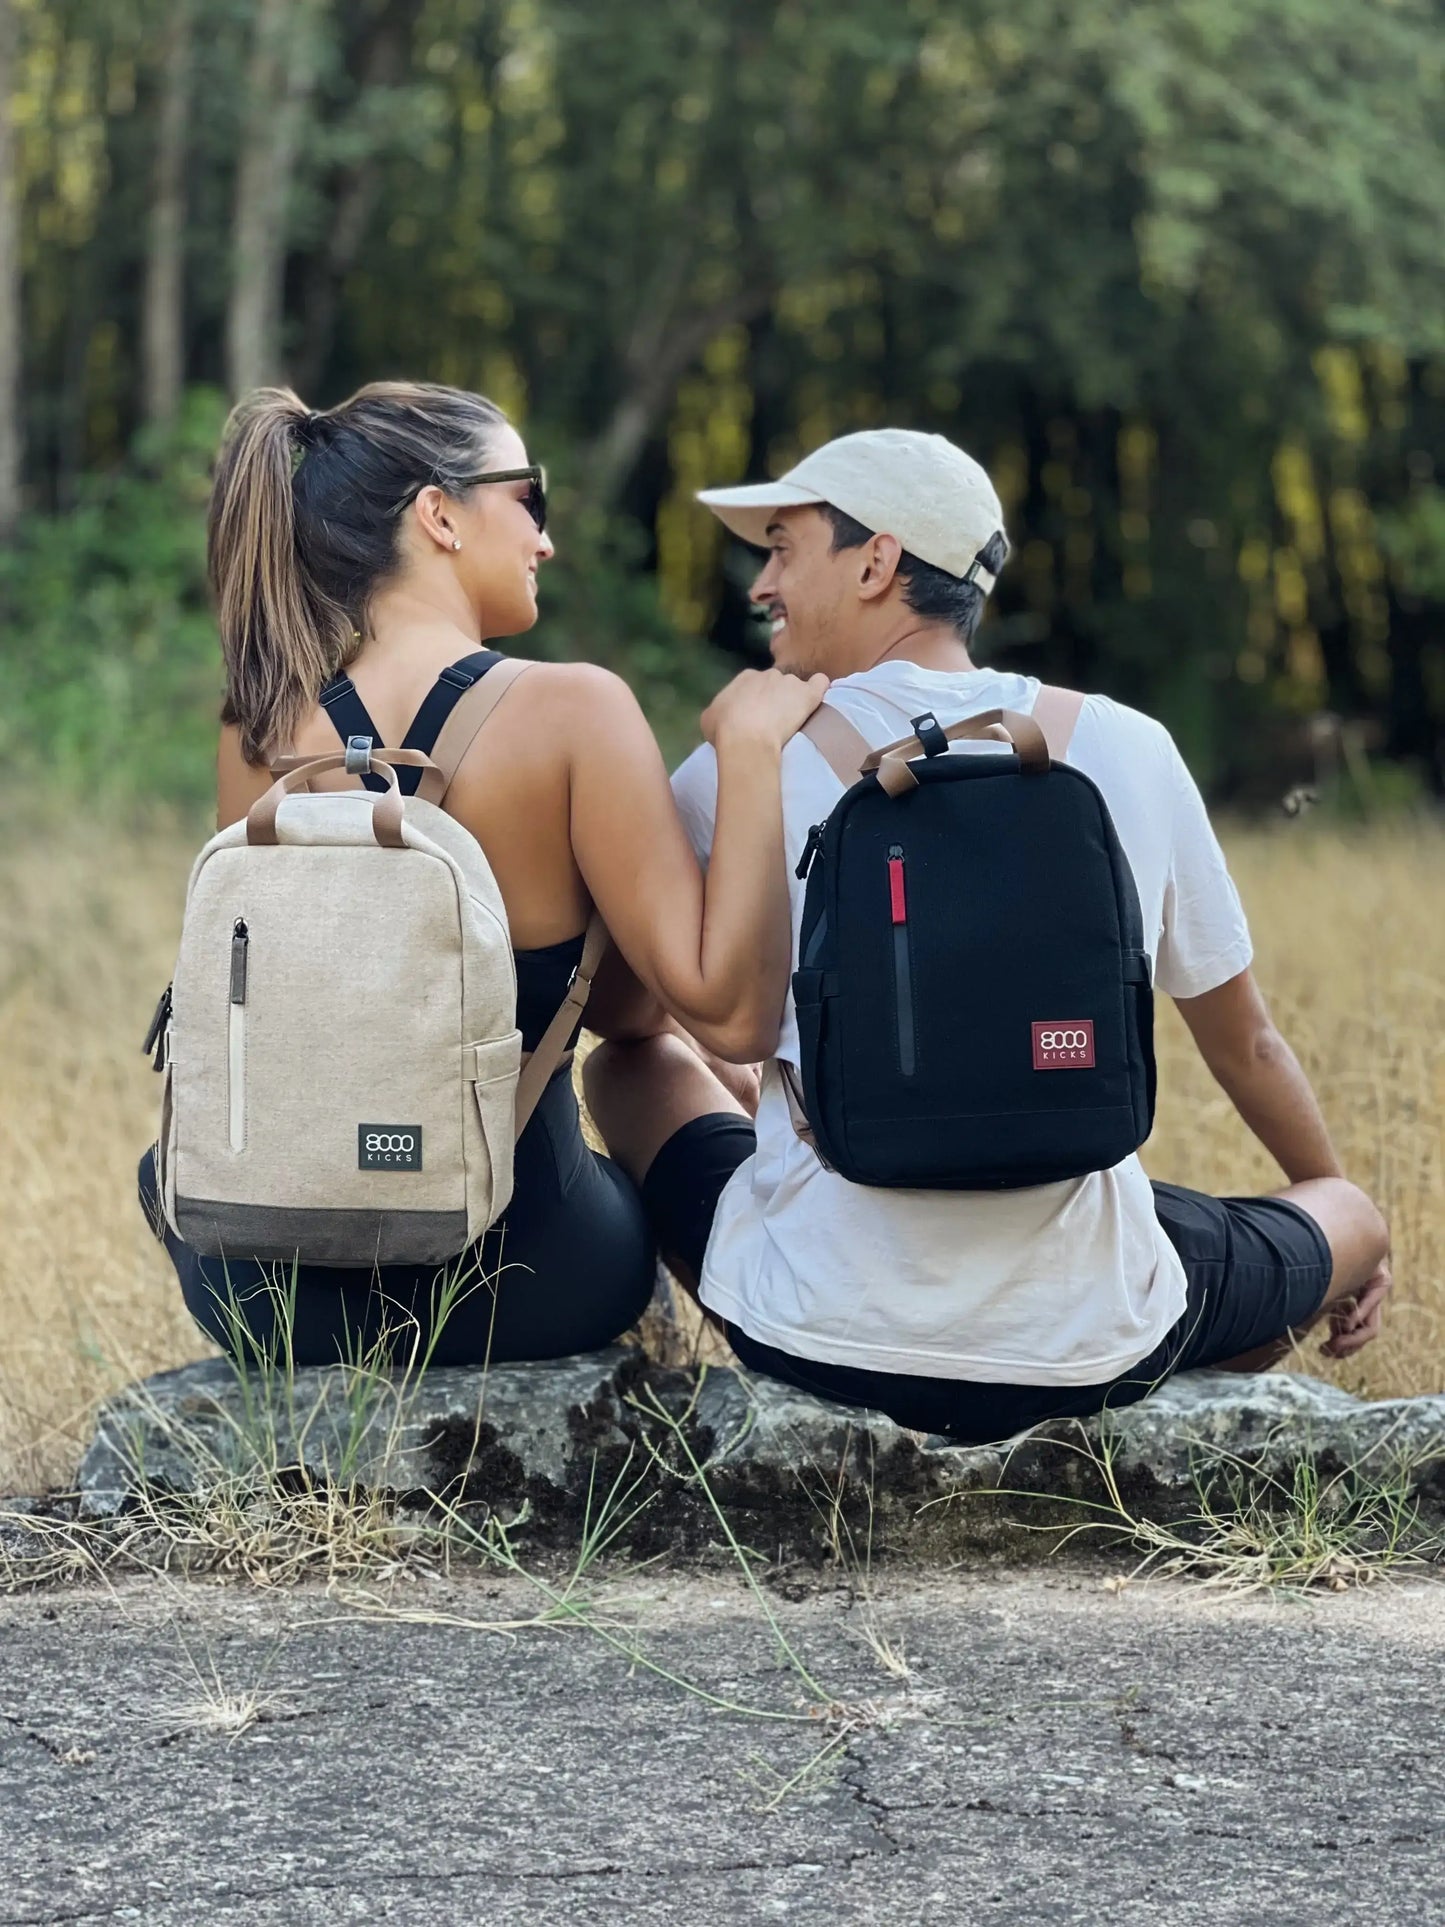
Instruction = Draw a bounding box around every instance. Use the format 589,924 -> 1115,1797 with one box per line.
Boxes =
0,1711 -> 93,1769
0,1850 -> 891,1926
838,1734 -> 902,1854
151,1704 -> 327,1749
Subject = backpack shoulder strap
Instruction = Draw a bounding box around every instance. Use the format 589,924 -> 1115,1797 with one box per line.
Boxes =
414,657 -> 536,808
513,914 -> 609,1133
1032,685 -> 1086,763
801,702 -> 872,787
318,673 -> 389,793
397,650 -> 502,794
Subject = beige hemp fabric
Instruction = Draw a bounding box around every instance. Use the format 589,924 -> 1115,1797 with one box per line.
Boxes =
155,780 -> 528,1269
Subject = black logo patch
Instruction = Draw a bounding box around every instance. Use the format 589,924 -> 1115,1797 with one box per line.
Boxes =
359,1125 -> 423,1171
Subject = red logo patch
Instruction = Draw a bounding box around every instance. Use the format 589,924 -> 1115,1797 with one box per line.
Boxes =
1032,1021 -> 1096,1070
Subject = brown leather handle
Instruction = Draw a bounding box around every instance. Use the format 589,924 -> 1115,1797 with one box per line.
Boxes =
863,708 -> 1049,797
247,748 -> 436,848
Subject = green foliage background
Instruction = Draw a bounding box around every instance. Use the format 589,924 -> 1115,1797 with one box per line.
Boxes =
1,0 -> 1442,809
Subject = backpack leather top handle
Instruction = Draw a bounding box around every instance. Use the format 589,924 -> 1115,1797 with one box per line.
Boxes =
802,688 -> 1084,792
864,708 -> 1049,796
246,747 -> 437,849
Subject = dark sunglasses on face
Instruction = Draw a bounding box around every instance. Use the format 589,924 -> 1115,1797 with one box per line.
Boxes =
454,464 -> 548,534
393,464 -> 548,533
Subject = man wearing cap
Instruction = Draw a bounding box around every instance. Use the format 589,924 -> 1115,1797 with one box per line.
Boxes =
585,429 -> 1391,1442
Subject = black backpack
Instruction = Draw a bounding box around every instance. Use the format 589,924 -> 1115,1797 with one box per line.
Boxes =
785,692 -> 1155,1190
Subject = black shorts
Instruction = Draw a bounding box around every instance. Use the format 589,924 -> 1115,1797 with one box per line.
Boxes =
141,1067 -> 655,1371
641,1118 -> 1334,1445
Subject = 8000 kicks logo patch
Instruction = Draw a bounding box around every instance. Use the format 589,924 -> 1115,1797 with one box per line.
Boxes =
359,1126 -> 423,1170
1031,1022 -> 1095,1070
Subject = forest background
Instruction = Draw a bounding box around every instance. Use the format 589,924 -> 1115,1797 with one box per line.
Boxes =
0,0 -> 1442,803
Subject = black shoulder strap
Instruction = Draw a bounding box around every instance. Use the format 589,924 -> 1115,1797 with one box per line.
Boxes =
398,651 -> 503,795
318,674 -> 389,793
318,652 -> 503,797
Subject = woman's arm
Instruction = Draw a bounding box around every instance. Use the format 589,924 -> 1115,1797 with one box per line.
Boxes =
583,942 -> 670,1042
562,664 -> 826,1061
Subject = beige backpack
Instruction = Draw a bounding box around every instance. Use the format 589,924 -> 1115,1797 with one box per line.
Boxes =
143,658 -> 604,1269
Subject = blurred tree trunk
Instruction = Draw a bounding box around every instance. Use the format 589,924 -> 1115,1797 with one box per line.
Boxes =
142,0 -> 191,430
589,281 -> 772,511
226,0 -> 325,397
0,0 -> 20,536
294,0 -> 423,397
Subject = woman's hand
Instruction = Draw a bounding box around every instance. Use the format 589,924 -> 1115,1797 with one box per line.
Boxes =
701,668 -> 830,751
562,664 -> 823,1061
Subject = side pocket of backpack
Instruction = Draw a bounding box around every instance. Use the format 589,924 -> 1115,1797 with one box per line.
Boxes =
792,966 -> 840,1166
469,1029 -> 524,1234
157,1054 -> 180,1236
1129,958 -> 1156,1143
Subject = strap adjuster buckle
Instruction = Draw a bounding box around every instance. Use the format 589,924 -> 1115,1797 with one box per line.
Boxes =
344,734 -> 375,775
910,712 -> 949,758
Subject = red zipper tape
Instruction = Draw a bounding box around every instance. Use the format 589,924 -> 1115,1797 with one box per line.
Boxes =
888,854 -> 907,925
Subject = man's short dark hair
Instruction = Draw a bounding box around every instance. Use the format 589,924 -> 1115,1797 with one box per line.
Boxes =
820,504 -> 1008,644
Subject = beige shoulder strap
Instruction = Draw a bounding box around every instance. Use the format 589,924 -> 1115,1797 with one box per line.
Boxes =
411,655 -> 599,1133
514,914 -> 609,1133
415,658 -> 536,807
801,703 -> 872,787
1032,685 -> 1086,763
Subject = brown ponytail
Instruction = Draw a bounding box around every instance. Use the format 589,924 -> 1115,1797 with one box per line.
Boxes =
209,380 -> 507,764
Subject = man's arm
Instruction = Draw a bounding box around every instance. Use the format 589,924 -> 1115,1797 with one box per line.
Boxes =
1173,967 -> 1343,1183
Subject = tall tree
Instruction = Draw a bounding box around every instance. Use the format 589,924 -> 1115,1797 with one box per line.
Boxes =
226,0 -> 326,396
142,0 -> 192,430
294,0 -> 426,397
0,0 -> 20,535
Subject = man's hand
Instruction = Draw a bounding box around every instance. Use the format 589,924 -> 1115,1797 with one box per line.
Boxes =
1320,1259 -> 1393,1360
674,1024 -> 762,1116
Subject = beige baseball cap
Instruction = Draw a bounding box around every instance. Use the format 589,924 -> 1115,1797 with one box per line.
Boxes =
697,428 -> 1007,591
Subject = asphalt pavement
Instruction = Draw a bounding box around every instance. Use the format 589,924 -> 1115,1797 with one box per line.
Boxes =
1,1565 -> 1441,1925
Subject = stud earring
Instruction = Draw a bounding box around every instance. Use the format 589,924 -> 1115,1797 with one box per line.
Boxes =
452,538 -> 462,551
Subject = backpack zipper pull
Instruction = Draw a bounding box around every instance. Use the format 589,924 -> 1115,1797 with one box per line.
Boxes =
230,919 -> 250,1005
796,823 -> 826,881
142,983 -> 173,1069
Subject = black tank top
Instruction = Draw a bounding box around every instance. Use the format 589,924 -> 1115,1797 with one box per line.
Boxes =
316,653 -> 587,1059
514,933 -> 585,1053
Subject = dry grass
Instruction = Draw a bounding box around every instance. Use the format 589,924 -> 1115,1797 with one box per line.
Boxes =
1145,824 -> 1445,1400
1,800 -> 1441,1494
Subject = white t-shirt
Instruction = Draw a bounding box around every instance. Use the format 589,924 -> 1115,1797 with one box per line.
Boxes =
670,662 -> 1253,1386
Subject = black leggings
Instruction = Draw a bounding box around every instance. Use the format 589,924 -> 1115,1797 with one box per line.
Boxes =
139,1068 -> 656,1368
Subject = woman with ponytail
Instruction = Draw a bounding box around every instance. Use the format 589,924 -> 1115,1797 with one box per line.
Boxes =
139,381 -> 825,1367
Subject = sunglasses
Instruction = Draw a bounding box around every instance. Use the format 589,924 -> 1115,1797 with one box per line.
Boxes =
393,464 -> 548,533
452,464 -> 549,534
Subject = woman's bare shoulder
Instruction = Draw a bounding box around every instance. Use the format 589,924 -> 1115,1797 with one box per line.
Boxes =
488,661 -> 655,772
507,658 -> 642,716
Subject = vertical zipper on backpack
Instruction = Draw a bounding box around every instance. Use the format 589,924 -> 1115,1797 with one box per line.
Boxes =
887,846 -> 916,1077
228,918 -> 248,1152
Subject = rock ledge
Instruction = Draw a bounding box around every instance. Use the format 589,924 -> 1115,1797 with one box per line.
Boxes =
70,1350 -> 1445,1563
